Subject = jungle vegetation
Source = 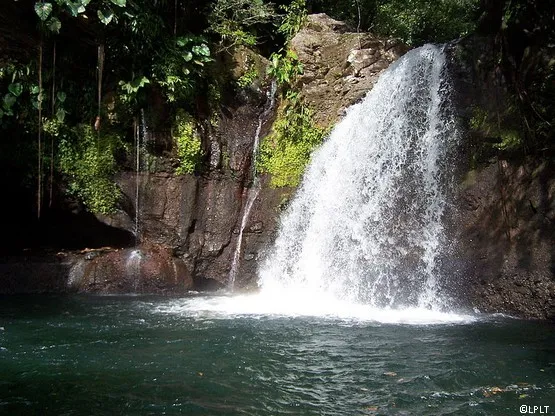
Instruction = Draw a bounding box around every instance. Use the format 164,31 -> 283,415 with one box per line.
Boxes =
0,0 -> 552,217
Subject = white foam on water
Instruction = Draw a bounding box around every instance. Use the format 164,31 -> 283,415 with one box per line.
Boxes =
154,292 -> 477,325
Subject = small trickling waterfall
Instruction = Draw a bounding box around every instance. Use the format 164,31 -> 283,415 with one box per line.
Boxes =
126,249 -> 142,292
133,109 -> 148,244
258,45 -> 459,311
133,118 -> 141,242
228,82 -> 277,289
128,110 -> 149,287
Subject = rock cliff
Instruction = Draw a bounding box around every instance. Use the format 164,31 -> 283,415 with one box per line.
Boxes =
1,14 -> 553,320
57,14 -> 403,294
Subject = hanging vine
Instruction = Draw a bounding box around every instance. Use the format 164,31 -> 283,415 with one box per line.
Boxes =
96,44 -> 104,133
49,42 -> 56,208
37,40 -> 43,219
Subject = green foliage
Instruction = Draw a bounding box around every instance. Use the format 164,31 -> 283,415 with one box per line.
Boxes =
236,62 -> 259,89
498,0 -> 555,152
34,3 -> 53,21
34,0 -> 128,32
267,49 -> 303,88
309,0 -> 480,46
259,94 -> 327,187
469,106 -> 523,152
152,36 -> 212,102
208,0 -> 278,49
0,62 -> 42,122
278,0 -> 307,42
207,82 -> 222,113
58,124 -> 123,214
373,0 -> 480,45
118,76 -> 150,106
173,110 -> 202,175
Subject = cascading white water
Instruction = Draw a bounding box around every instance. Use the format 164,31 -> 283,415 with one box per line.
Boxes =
258,45 -> 459,311
228,82 -> 277,289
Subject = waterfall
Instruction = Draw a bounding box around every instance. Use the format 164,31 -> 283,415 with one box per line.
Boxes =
228,82 -> 277,289
134,109 -> 148,244
258,45 -> 459,311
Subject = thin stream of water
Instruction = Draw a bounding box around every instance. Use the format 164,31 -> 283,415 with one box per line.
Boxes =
228,82 -> 277,288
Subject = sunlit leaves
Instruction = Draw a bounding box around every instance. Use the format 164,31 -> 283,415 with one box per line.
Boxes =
208,0 -> 278,48
58,125 -> 123,214
173,110 -> 203,175
268,49 -> 303,87
66,2 -> 86,17
34,0 -> 128,29
97,9 -> 114,25
192,44 -> 210,57
34,2 -> 53,21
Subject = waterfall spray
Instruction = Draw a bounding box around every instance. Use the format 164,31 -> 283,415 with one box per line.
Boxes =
258,45 -> 459,311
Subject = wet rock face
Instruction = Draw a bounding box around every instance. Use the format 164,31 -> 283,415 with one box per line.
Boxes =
89,82 -> 280,290
444,37 -> 555,320
228,177 -> 294,290
445,160 -> 555,320
291,13 -> 408,127
68,246 -> 194,294
112,172 -> 198,250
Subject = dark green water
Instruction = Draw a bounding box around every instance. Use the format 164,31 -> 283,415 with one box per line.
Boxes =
0,295 -> 554,415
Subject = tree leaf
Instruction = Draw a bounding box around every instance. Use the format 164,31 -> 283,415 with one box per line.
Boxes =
34,2 -> 53,21
192,44 -> 210,57
130,76 -> 149,89
47,16 -> 62,33
183,51 -> 193,62
8,83 -> 23,97
110,0 -> 126,7
66,3 -> 79,16
198,44 -> 211,57
57,91 -> 67,103
3,94 -> 17,109
66,2 -> 85,16
97,9 -> 114,25
56,108 -> 66,122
